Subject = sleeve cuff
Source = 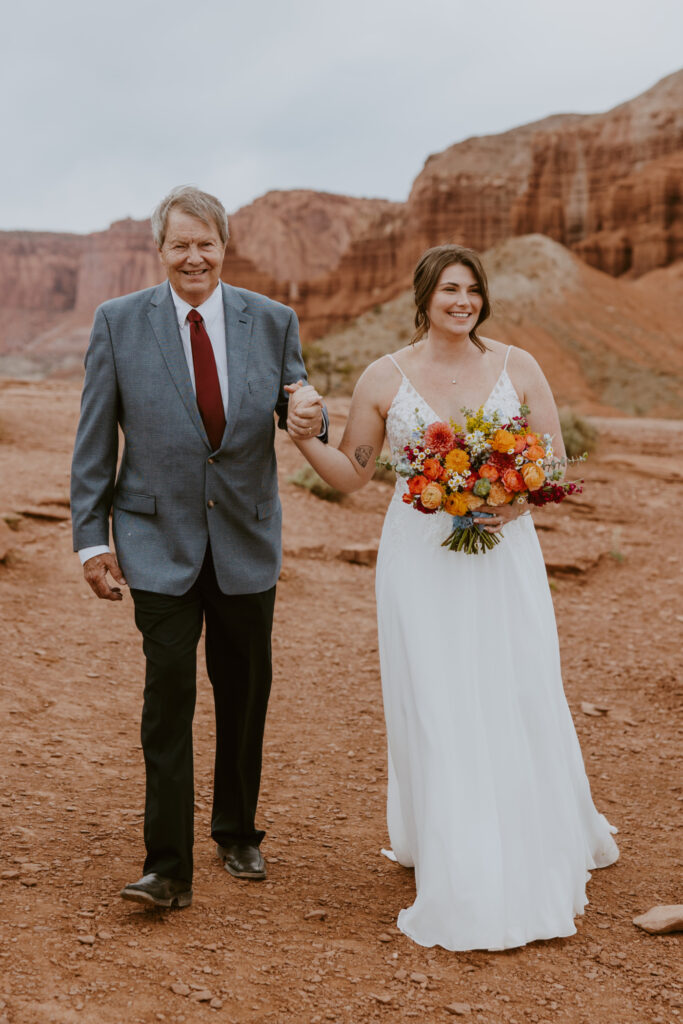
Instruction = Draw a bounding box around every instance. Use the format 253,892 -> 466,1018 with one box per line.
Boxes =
78,545 -> 110,565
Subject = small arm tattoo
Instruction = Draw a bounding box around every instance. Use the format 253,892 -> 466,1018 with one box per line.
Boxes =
354,444 -> 374,468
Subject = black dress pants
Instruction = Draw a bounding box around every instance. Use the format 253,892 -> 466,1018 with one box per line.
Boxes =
130,546 -> 276,882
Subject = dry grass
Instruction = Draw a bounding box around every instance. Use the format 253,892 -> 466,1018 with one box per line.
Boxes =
286,466 -> 344,502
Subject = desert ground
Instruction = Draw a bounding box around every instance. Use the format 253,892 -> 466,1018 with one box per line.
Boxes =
0,378 -> 681,1024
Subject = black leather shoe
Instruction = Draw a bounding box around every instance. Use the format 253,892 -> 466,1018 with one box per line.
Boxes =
217,842 -> 266,880
120,873 -> 192,908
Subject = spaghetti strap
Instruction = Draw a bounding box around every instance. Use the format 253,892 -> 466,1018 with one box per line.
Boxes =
503,345 -> 513,372
386,353 -> 407,378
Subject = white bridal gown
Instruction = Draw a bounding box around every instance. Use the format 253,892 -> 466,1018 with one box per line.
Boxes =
375,351 -> 619,951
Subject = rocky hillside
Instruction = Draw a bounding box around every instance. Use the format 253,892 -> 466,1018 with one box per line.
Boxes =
305,235 -> 683,419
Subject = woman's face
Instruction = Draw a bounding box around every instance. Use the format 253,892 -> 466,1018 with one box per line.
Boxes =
426,263 -> 483,341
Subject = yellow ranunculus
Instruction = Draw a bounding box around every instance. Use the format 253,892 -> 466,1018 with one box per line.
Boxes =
444,449 -> 470,474
491,429 -> 516,453
444,492 -> 469,516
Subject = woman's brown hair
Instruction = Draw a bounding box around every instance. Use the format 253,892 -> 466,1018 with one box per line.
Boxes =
412,244 -> 491,352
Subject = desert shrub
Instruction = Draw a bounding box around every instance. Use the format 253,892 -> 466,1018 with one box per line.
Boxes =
287,466 -> 344,502
373,456 -> 396,485
559,409 -> 598,458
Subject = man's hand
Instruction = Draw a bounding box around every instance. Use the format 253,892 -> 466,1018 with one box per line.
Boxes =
83,553 -> 127,601
284,380 -> 324,440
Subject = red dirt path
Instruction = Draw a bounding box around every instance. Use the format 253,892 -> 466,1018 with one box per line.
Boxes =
0,380 -> 681,1024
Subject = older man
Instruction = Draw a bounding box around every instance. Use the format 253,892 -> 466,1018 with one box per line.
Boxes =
71,186 -> 326,907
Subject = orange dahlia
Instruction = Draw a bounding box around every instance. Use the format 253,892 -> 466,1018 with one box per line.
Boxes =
423,421 -> 456,456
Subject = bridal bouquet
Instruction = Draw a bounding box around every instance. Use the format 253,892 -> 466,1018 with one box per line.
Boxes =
389,405 -> 584,554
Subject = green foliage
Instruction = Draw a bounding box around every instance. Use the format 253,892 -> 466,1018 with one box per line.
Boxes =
373,454 -> 396,485
301,342 -> 355,394
287,466 -> 344,502
559,409 -> 598,459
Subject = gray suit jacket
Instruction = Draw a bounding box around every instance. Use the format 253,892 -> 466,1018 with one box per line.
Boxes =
71,280 -> 325,595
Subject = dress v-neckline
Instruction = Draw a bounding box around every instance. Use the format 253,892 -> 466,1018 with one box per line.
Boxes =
388,364 -> 515,425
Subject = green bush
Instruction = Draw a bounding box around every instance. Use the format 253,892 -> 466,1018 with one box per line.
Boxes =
559,409 -> 598,458
287,466 -> 344,502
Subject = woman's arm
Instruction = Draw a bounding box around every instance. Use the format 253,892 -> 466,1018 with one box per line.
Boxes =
286,364 -> 387,493
510,347 -> 566,463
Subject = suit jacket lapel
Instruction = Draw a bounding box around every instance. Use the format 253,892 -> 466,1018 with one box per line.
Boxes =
222,283 -> 253,443
146,282 -> 210,447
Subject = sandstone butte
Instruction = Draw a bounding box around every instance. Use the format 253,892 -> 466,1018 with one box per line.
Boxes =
0,70 -> 681,384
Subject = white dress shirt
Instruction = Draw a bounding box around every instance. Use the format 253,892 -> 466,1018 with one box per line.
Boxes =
78,282 -> 228,565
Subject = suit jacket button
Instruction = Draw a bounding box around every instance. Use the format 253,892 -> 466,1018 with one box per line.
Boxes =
207,500 -> 215,509
208,457 -> 216,464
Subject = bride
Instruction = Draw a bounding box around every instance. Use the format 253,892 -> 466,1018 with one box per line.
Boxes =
285,244 -> 618,951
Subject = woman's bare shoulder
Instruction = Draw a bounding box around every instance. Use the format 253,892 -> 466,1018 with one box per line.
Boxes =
359,350 -> 408,385
479,336 -> 507,356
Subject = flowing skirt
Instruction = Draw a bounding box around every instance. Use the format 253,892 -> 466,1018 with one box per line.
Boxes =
375,497 -> 618,951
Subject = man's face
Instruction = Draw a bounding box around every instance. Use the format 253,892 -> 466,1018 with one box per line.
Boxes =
158,208 -> 227,306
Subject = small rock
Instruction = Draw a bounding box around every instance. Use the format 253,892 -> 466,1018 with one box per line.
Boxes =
20,878 -> 38,887
377,932 -> 393,942
445,1005 -> 472,1017
170,982 -> 190,996
189,990 -> 212,1002
96,931 -> 112,940
633,905 -> 683,934
209,998 -> 223,1009
76,935 -> 95,945
394,969 -> 408,980
339,546 -> 378,567
580,702 -> 609,717
1,871 -> 19,880
304,909 -> 327,920
410,972 -> 428,984
370,992 -> 393,1004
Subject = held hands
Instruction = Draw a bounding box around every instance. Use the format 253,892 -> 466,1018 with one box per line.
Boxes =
284,380 -> 324,440
83,553 -> 127,601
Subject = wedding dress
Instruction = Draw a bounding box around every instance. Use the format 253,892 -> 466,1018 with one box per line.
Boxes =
375,349 -> 619,951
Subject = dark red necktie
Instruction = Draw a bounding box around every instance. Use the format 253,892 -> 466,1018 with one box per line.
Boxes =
187,309 -> 226,450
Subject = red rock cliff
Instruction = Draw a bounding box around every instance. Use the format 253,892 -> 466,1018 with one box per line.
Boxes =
0,69 -> 680,364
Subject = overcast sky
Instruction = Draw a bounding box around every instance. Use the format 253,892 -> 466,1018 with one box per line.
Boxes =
4,0 -> 681,234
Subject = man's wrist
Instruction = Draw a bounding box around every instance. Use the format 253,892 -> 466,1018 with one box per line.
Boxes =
78,545 -> 110,565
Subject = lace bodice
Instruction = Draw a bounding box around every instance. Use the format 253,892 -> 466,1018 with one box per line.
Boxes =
385,351 -> 522,468
382,350 -> 524,545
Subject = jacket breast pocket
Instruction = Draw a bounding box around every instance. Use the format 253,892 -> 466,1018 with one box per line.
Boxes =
248,377 -> 276,394
113,490 -> 156,515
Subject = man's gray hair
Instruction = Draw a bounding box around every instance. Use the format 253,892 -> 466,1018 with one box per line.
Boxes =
151,185 -> 229,248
